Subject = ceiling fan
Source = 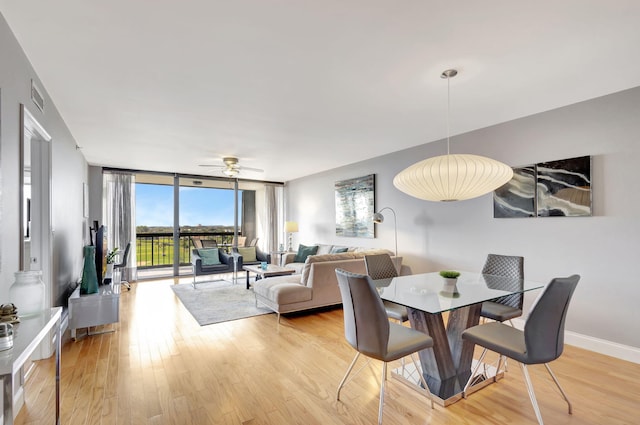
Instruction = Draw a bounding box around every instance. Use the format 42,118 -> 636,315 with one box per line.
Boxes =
199,156 -> 264,177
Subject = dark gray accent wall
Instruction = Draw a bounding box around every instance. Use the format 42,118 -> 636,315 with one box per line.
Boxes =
1,13 -> 88,306
286,86 -> 640,353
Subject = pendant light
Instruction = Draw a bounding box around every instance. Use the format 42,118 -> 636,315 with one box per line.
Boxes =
393,69 -> 513,202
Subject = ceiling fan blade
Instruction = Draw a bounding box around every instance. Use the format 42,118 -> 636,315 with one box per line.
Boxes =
239,166 -> 264,173
198,164 -> 224,168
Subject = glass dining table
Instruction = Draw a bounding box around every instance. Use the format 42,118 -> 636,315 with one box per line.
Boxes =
376,271 -> 544,406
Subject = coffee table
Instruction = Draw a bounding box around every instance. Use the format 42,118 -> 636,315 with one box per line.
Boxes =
242,264 -> 296,289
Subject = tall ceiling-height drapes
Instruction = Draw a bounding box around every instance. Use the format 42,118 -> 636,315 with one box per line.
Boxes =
263,185 -> 279,255
103,170 -> 136,281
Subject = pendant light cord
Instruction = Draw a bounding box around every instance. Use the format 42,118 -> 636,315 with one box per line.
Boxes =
441,69 -> 457,156
446,74 -> 451,155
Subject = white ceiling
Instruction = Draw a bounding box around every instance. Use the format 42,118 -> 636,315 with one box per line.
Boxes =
2,1 -> 639,182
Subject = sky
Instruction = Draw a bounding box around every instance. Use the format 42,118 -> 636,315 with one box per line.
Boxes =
135,183 -> 242,227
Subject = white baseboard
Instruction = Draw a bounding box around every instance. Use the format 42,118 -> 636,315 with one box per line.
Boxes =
512,318 -> 640,364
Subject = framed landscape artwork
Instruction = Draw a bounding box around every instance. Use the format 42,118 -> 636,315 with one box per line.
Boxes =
335,174 -> 375,238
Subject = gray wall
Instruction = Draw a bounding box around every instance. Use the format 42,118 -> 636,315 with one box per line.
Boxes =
1,14 -> 88,306
286,86 -> 640,356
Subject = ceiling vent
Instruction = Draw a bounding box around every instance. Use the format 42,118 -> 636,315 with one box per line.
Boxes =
31,80 -> 44,112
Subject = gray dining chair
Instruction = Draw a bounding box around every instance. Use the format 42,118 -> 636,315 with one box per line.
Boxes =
364,253 -> 408,323
335,268 -> 434,425
480,254 -> 525,325
462,274 -> 580,425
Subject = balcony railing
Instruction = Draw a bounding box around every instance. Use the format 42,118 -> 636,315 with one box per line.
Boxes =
136,231 -> 240,269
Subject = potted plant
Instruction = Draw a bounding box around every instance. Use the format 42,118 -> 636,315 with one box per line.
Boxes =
439,270 -> 460,296
105,248 -> 119,282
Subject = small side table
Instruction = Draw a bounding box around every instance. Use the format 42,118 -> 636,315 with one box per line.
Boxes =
68,283 -> 120,340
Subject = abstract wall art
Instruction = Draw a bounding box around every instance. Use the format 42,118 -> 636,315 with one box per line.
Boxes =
335,174 -> 375,238
537,156 -> 592,217
493,166 -> 536,218
494,155 -> 592,218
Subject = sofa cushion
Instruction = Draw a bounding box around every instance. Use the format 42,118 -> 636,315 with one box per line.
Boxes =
237,246 -> 257,262
294,244 -> 318,263
285,262 -> 306,274
315,244 -> 334,255
201,263 -> 229,272
253,279 -> 313,305
197,248 -> 221,265
330,246 -> 348,254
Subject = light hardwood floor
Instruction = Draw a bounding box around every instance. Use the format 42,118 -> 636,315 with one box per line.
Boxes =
16,277 -> 640,424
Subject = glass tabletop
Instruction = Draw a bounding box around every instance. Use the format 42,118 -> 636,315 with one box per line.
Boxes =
376,271 -> 544,314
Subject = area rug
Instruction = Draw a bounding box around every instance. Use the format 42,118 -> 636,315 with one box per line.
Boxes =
171,280 -> 272,326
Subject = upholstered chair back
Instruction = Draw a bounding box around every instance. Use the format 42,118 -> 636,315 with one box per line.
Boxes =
364,253 -> 398,280
482,254 -> 525,309
524,275 -> 580,363
335,268 -> 390,360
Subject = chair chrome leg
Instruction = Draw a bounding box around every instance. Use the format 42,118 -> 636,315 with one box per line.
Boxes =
544,363 -> 572,414
463,348 -> 488,398
379,362 -> 387,425
495,355 -> 504,382
337,352 -> 360,400
520,363 -> 544,425
409,353 -> 434,409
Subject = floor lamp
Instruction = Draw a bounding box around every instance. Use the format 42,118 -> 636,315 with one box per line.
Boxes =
285,221 -> 298,252
373,207 -> 397,257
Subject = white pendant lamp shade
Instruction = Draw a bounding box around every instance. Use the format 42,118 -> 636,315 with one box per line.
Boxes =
393,68 -> 513,202
393,153 -> 513,202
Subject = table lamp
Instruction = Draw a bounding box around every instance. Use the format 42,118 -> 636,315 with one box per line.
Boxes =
285,221 -> 298,252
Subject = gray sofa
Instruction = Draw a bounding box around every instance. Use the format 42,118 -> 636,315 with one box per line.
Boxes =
254,248 -> 400,322
280,243 -> 377,272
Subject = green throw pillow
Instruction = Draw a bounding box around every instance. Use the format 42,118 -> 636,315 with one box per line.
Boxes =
238,246 -> 257,262
294,244 -> 319,262
198,248 -> 221,265
330,246 -> 348,254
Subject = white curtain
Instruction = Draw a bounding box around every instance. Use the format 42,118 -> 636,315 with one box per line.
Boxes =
263,184 -> 284,262
102,171 -> 137,281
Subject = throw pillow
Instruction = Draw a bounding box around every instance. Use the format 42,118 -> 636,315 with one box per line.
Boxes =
198,248 -> 221,265
237,246 -> 257,262
294,244 -> 319,263
330,246 -> 348,254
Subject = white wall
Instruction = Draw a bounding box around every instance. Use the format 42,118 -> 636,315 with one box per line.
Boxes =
286,86 -> 640,359
1,13 -> 88,306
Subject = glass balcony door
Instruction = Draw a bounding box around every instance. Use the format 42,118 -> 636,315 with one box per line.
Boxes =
178,177 -> 242,276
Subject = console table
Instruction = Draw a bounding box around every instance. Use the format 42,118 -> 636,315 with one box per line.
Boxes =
0,307 -> 62,425
68,283 -> 120,340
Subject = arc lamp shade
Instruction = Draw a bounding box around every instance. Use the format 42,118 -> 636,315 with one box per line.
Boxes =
393,154 -> 514,202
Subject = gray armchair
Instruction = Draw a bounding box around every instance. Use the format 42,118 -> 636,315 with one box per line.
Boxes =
191,248 -> 236,288
233,246 -> 271,269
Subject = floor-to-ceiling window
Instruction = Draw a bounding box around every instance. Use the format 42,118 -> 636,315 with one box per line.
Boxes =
129,171 -> 283,279
134,174 -> 175,279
